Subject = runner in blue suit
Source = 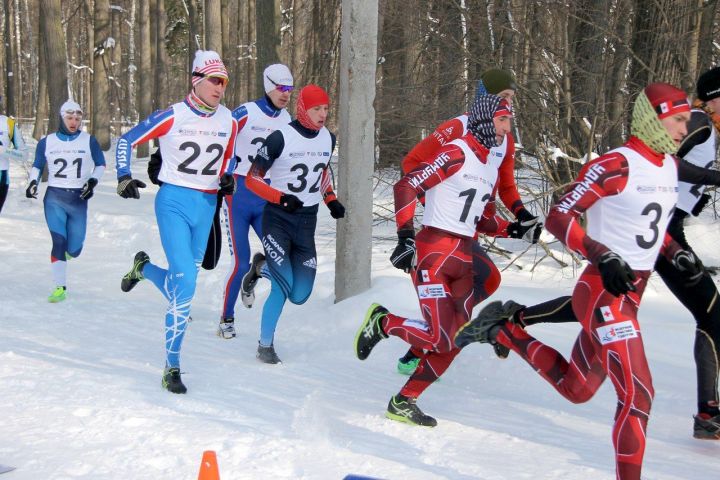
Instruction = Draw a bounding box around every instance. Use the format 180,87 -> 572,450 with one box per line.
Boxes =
25,100 -> 105,303
116,50 -> 238,394
217,63 -> 294,339
245,85 -> 345,364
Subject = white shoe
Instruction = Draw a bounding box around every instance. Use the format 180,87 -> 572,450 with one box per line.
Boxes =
217,318 -> 236,339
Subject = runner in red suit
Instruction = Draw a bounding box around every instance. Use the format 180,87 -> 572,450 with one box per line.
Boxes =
454,83 -> 702,480
396,69 -> 539,373
353,94 -> 540,427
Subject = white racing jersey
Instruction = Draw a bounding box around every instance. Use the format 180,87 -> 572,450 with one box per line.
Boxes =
45,132 -> 96,188
233,102 -> 291,177
268,124 -> 332,206
586,146 -> 678,270
157,101 -> 234,190
423,138 -> 502,237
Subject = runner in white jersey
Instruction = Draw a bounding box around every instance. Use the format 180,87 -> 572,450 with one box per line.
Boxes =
0,95 -> 27,214
245,84 -> 345,364
455,83 -> 701,480
217,64 -> 294,340
25,100 -> 105,303
116,50 -> 238,394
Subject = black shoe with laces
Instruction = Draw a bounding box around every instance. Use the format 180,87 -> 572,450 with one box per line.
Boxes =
455,301 -> 506,348
693,413 -> 720,439
241,252 -> 266,308
162,367 -> 187,394
385,393 -> 437,427
121,251 -> 150,292
256,342 -> 282,364
491,300 -> 525,358
354,303 -> 389,360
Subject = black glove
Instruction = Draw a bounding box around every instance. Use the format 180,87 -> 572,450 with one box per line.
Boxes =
508,219 -> 543,244
279,193 -> 303,212
672,249 -> 705,286
117,175 -> 147,199
147,150 -> 163,185
25,179 -> 38,199
80,177 -> 98,200
597,251 -> 637,297
327,199 -> 345,219
390,230 -> 416,273
691,193 -> 712,216
516,208 -> 537,224
218,173 -> 237,195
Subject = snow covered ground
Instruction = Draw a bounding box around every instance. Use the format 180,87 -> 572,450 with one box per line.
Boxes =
1,158 -> 720,479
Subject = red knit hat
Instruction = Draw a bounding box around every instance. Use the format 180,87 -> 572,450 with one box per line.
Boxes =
644,83 -> 690,119
297,85 -> 330,130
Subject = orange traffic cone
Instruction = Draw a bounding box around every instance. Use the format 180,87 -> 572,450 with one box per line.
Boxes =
197,450 -> 220,480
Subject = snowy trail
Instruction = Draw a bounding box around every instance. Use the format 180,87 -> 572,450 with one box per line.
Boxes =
1,168 -> 719,479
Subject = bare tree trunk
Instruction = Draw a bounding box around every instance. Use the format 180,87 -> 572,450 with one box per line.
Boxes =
33,19 -> 48,140
137,0 -> 152,156
335,0 -> 378,301
154,0 -> 169,110
255,0 -> 280,97
40,0 -> 68,132
4,0 -> 17,115
205,0 -> 222,53
93,0 -> 112,149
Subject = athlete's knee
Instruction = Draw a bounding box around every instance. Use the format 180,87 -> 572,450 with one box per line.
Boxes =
562,384 -> 598,404
50,235 -> 68,260
172,269 -> 199,299
288,281 -> 313,305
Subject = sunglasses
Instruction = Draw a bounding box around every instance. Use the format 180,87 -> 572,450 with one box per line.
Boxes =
63,110 -> 84,117
193,71 -> 228,87
266,76 -> 294,93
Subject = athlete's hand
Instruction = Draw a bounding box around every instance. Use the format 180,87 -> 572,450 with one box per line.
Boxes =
672,249 -> 704,286
117,175 -> 146,199
218,173 -> 236,195
279,193 -> 303,213
80,177 -> 98,200
390,230 -> 416,273
327,199 -> 345,219
25,179 -> 38,199
597,251 -> 637,297
508,218 -> 542,244
691,193 -> 712,216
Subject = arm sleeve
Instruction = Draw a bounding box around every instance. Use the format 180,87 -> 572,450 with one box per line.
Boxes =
401,117 -> 464,174
221,117 -> 239,175
545,152 -> 629,263
496,138 -> 525,215
230,105 -> 249,171
321,132 -> 338,204
476,192 -> 511,236
115,107 -> 174,178
677,158 -> 720,186
395,144 -> 466,232
30,137 -> 47,182
245,130 -> 285,203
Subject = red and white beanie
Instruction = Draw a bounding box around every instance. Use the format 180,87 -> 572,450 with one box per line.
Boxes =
191,50 -> 228,87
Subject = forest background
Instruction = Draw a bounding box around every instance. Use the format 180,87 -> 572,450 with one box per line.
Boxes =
2,0 -> 720,199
